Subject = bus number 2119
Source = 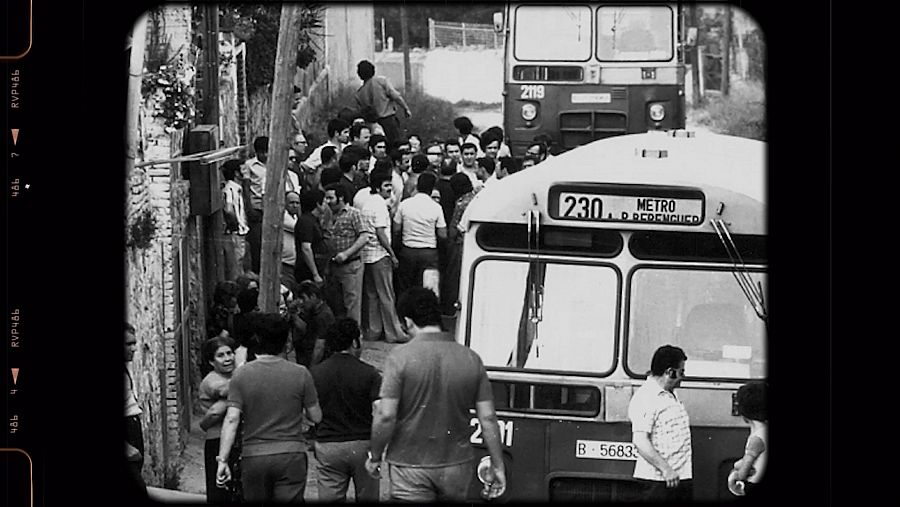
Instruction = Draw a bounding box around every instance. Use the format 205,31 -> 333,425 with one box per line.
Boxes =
470,417 -> 514,447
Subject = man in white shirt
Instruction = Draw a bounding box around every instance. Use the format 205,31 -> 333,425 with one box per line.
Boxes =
222,159 -> 250,279
628,345 -> 693,502
282,191 -> 301,288
302,118 -> 350,175
393,172 -> 447,298
360,169 -> 407,343
241,137 -> 269,273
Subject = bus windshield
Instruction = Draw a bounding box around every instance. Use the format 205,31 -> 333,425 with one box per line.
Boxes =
514,5 -> 593,62
467,259 -> 618,374
596,6 -> 674,61
626,268 -> 767,379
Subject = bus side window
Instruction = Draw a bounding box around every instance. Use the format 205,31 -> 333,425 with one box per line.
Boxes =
677,304 -> 749,374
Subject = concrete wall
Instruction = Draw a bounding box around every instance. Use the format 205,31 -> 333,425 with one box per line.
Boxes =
325,4 -> 375,88
375,47 -> 503,104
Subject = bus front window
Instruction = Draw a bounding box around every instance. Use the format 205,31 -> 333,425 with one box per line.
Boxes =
597,6 -> 674,61
468,260 -> 618,375
514,6 -> 592,62
626,268 -> 767,379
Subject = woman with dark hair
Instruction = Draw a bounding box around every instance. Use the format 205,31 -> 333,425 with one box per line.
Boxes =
198,335 -> 243,503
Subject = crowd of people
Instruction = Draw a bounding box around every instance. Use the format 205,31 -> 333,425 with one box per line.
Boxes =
124,59 -> 767,503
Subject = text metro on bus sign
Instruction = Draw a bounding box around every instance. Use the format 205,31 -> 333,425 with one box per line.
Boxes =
549,184 -> 705,225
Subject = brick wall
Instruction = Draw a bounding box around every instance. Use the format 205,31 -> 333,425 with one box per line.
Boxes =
126,4 -> 206,489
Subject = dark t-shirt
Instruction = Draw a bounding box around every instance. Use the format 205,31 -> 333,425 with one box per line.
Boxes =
320,165 -> 343,187
294,212 -> 324,282
310,353 -> 382,442
435,177 -> 456,226
379,332 -> 492,467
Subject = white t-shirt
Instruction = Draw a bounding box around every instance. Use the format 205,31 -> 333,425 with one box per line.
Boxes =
394,193 -> 447,248
360,195 -> 391,264
223,180 -> 249,235
302,140 -> 342,171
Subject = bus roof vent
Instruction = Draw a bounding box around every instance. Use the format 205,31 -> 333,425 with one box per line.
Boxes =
635,148 -> 668,159
667,129 -> 696,138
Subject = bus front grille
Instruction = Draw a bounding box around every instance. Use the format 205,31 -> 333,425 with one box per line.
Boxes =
559,111 -> 627,148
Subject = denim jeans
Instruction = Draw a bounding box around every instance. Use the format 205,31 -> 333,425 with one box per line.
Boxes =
386,461 -> 473,502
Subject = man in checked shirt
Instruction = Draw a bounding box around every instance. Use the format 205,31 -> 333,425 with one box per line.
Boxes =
628,345 -> 693,502
322,182 -> 370,326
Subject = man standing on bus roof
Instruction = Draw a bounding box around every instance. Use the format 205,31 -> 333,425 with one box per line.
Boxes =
627,345 -> 693,502
354,60 -> 412,148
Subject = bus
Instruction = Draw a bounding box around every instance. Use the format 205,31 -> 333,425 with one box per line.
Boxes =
457,130 -> 767,502
493,3 -> 688,156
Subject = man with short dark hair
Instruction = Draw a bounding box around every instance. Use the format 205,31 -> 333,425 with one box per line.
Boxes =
367,134 -> 388,174
349,123 -> 372,150
458,142 -> 483,191
394,172 -> 447,299
291,280 -> 334,367
294,190 -> 327,286
354,59 -> 412,147
323,183 -> 370,325
310,318 -> 382,502
365,288 -> 506,502
402,153 -> 430,200
360,169 -> 407,343
242,136 -> 270,273
125,323 -> 147,496
216,313 -> 323,502
302,118 -> 350,175
628,345 -> 693,502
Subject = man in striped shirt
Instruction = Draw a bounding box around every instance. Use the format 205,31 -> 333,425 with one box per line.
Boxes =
628,345 -> 693,502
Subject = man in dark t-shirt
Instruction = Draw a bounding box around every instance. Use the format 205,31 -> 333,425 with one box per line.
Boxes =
294,190 -> 327,285
366,288 -> 507,502
310,318 -> 382,502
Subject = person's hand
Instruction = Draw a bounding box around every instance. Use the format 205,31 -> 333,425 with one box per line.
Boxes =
365,454 -> 382,479
313,274 -> 324,285
333,252 -> 347,264
126,442 -> 142,462
216,461 -> 232,487
206,400 -> 228,417
389,254 -> 399,269
661,467 -> 680,488
403,108 -> 412,119
481,462 -> 507,499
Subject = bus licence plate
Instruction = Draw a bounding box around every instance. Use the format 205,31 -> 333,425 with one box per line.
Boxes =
575,439 -> 638,461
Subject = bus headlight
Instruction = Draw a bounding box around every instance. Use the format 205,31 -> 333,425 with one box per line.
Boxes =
649,103 -> 666,122
521,103 -> 538,121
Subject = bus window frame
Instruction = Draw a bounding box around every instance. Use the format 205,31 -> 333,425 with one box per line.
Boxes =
621,263 -> 767,383
513,4 -> 595,63
594,4 -> 677,63
464,254 -> 622,379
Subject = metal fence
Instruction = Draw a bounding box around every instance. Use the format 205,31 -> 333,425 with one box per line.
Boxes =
429,19 -> 501,50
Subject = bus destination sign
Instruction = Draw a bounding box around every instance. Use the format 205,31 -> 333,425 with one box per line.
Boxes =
554,191 -> 704,225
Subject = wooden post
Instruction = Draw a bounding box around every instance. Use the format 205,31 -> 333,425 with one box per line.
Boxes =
462,22 -> 467,48
382,18 -> 387,52
428,18 -> 435,50
259,4 -> 303,312
125,13 -> 148,178
401,5 -> 411,92
201,4 -> 226,289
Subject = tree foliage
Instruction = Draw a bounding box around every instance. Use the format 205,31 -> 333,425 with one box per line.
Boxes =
221,3 -> 326,95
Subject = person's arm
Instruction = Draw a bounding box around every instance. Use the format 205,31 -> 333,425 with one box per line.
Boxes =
199,399 -> 229,431
436,226 -> 448,241
374,226 -> 399,266
366,397 -> 399,478
304,401 -> 323,425
732,435 -> 765,481
383,78 -> 411,117
300,242 -> 322,282
334,216 -> 370,262
216,406 -> 242,485
475,399 -> 508,499
633,431 -> 680,487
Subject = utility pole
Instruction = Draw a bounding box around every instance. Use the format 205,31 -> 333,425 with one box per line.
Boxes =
200,4 -> 225,296
259,4 -> 303,312
722,4 -> 732,96
690,5 -> 703,107
400,5 -> 412,92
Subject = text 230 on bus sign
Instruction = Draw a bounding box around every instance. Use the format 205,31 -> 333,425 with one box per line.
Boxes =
557,192 -> 704,225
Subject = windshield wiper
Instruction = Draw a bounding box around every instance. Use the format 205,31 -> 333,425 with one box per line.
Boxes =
710,219 -> 768,323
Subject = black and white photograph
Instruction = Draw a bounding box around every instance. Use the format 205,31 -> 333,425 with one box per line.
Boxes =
2,1 -> 831,506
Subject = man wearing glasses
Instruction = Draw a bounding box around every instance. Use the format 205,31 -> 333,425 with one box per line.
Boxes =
627,345 -> 693,502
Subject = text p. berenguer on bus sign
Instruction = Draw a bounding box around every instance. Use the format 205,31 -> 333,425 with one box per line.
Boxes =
550,184 -> 706,225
